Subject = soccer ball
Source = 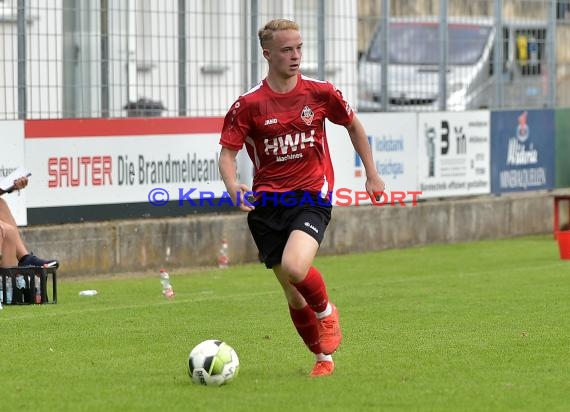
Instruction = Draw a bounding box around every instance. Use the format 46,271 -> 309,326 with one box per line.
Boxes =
188,340 -> 240,386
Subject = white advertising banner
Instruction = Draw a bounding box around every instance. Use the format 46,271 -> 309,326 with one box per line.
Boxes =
417,111 -> 491,198
327,112 -> 419,206
0,121 -> 27,225
25,119 -> 226,208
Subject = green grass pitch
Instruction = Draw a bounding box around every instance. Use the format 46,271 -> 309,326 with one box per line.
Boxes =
1,235 -> 569,411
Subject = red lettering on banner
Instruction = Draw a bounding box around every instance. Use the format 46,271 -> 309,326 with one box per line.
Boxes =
48,156 -> 113,188
48,158 -> 58,188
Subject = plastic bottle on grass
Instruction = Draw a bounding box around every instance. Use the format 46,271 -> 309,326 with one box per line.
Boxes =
160,269 -> 175,299
218,239 -> 229,269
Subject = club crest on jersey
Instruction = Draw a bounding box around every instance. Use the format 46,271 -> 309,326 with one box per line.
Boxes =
301,106 -> 314,126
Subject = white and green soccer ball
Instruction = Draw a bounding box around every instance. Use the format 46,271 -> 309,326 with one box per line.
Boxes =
188,340 -> 240,386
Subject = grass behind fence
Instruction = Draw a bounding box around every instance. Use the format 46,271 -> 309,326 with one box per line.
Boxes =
1,235 -> 569,412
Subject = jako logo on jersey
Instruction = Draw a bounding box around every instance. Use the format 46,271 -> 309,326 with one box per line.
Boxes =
304,221 -> 319,234
301,106 -> 314,126
264,130 -> 315,155
264,118 -> 278,126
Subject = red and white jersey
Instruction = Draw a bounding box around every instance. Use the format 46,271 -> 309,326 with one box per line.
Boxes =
220,74 -> 354,195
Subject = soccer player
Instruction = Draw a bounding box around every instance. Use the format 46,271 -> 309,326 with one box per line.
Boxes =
218,19 -> 385,377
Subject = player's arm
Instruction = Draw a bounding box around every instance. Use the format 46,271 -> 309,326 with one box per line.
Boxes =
345,116 -> 385,200
219,147 -> 254,212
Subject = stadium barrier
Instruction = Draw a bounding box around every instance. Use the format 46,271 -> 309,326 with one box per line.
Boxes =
1,112 -> 568,276
16,190 -> 560,278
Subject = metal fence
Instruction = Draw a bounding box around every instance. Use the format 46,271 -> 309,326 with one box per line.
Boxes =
1,0 -> 569,119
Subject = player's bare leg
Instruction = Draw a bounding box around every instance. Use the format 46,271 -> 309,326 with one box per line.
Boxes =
0,199 -> 28,259
0,222 -> 19,267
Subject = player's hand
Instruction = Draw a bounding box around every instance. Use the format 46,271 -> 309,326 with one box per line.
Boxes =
365,173 -> 385,202
234,183 -> 255,212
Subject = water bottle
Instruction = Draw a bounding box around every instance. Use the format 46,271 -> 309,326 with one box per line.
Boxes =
15,275 -> 25,289
160,269 -> 175,298
15,275 -> 26,304
5,277 -> 12,304
34,275 -> 42,304
218,239 -> 229,269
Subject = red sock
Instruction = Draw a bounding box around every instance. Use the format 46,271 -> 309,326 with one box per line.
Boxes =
289,305 -> 321,354
291,266 -> 329,313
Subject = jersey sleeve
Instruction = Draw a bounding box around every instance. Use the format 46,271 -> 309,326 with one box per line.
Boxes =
325,82 -> 354,126
219,97 -> 251,151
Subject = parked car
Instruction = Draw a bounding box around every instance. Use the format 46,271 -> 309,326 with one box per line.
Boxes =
358,16 -> 549,111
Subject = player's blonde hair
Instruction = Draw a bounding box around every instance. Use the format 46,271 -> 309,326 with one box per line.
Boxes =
258,19 -> 300,49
